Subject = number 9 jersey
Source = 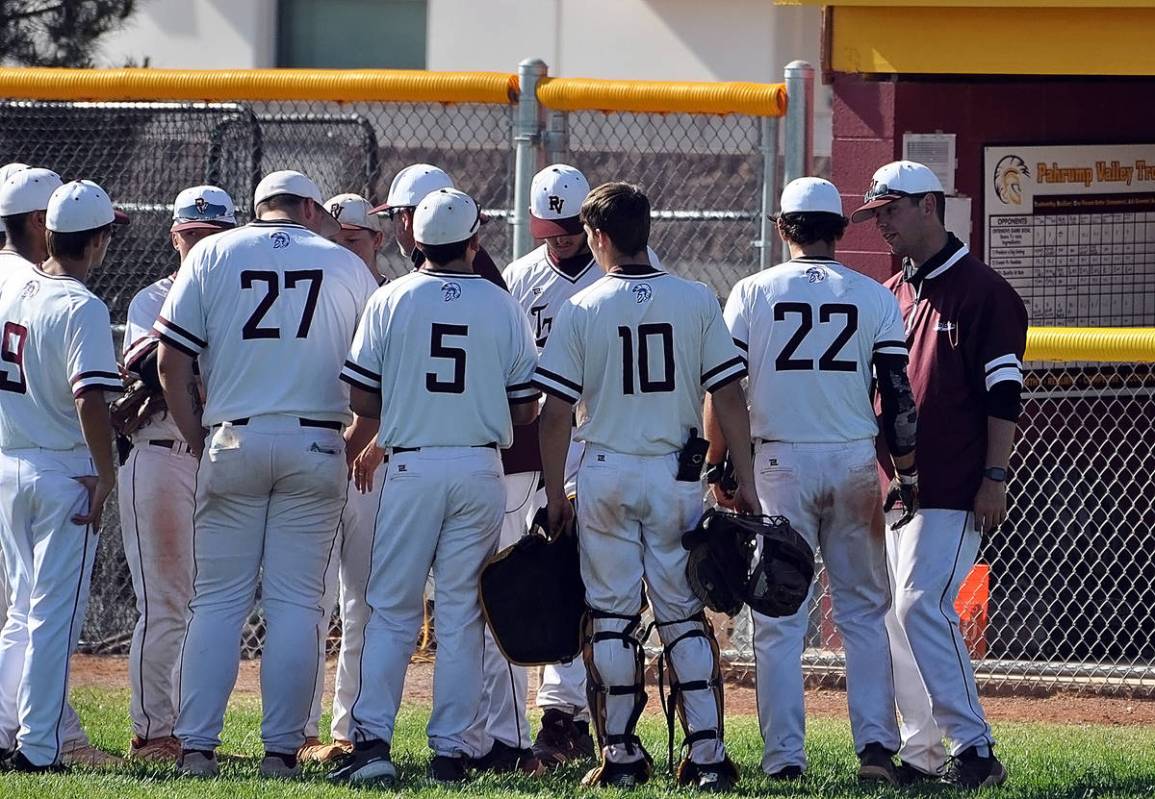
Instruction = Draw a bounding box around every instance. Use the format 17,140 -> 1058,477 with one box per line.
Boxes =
155,219 -> 379,427
724,256 -> 908,444
340,269 -> 540,449
533,265 -> 746,456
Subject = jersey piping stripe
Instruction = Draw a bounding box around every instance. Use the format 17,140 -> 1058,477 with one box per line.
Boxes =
339,371 -> 381,393
605,270 -> 666,280
984,366 -> 1023,390
155,316 -> 207,348
343,360 -> 381,382
703,367 -> 747,393
508,392 -> 543,404
984,353 -> 1022,373
732,338 -> 749,352
421,270 -> 485,279
534,382 -> 580,404
545,257 -> 596,284
154,331 -> 198,358
874,340 -> 907,351
73,382 -> 122,398
535,367 -> 581,394
250,219 -> 306,229
71,369 -> 121,384
701,356 -> 745,384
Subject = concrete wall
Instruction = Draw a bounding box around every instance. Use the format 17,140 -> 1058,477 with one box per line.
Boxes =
97,0 -> 277,69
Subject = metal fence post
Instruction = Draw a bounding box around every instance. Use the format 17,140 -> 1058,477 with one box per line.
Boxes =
513,58 -> 547,259
783,60 -> 814,260
543,108 -> 569,165
757,115 -> 779,270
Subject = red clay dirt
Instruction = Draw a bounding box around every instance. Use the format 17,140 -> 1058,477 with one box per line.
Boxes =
70,655 -> 1155,727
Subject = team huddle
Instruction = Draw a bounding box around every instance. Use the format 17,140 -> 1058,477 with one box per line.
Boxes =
0,156 -> 1026,792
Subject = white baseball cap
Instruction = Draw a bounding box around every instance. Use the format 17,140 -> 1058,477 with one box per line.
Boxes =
172,185 -> 237,232
530,164 -> 590,238
414,188 -> 481,246
778,177 -> 844,217
326,193 -> 383,232
371,164 -> 454,214
46,179 -> 130,233
253,169 -> 324,208
0,163 -> 29,236
0,167 -> 64,217
851,161 -> 944,223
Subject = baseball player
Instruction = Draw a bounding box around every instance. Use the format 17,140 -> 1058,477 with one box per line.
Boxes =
852,161 -> 1025,789
704,178 -> 917,785
331,188 -> 539,787
298,193 -> 388,763
371,163 -> 507,289
534,182 -> 755,791
0,165 -> 122,769
117,186 -> 237,762
0,180 -> 126,771
156,170 -> 377,779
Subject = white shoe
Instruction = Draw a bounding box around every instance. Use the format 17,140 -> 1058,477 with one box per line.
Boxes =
177,749 -> 219,778
260,752 -> 301,779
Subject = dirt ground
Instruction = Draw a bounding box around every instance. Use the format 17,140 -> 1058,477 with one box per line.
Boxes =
71,654 -> 1155,727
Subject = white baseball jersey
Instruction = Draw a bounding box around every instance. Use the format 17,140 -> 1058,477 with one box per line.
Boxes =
155,220 -> 378,426
724,256 -> 908,444
503,245 -> 662,349
533,266 -> 746,456
0,267 -> 121,450
341,269 -> 540,449
0,250 -> 35,291
123,275 -> 181,442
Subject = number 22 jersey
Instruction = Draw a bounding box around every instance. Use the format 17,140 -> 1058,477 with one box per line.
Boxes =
155,219 -> 379,427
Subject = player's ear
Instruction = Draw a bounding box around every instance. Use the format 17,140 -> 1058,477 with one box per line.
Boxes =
171,231 -> 181,253
372,230 -> 385,251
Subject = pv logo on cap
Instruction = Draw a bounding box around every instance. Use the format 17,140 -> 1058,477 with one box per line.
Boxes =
548,195 -> 565,214
442,281 -> 462,302
330,202 -> 343,219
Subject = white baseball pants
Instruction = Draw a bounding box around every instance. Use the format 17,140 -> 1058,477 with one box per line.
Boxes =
118,441 -> 197,741
578,446 -> 724,766
174,415 -> 347,755
752,440 -> 899,776
0,447 -> 98,766
886,508 -> 994,773
308,461 -> 382,743
535,438 -> 590,721
351,446 -> 504,758
465,469 -> 539,754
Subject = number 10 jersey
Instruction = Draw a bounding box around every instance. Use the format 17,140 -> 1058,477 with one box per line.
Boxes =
724,256 -> 908,444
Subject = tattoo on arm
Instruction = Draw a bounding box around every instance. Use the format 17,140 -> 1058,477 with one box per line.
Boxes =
187,379 -> 203,414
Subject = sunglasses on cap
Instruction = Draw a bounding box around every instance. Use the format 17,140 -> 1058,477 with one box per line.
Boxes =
174,200 -> 231,222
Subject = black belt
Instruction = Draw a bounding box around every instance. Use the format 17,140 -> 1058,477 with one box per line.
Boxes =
393,443 -> 498,454
228,417 -> 342,430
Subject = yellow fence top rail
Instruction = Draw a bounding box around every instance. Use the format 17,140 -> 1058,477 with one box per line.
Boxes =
1026,327 -> 1155,363
537,77 -> 788,117
0,68 -> 518,105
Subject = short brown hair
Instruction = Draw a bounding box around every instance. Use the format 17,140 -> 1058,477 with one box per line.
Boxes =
580,182 -> 650,257
777,212 -> 848,246
46,223 -> 112,260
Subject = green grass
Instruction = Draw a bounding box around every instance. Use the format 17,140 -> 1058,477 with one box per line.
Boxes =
1,687 -> 1153,798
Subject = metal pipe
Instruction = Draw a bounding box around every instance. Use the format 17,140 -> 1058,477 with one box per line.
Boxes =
543,108 -> 569,165
513,58 -> 547,259
757,115 -> 779,270
783,60 -> 814,261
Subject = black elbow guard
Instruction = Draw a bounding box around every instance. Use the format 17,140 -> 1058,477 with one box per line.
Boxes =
875,354 -> 918,457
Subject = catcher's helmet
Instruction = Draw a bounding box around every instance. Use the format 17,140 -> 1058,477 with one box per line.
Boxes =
682,509 -> 814,618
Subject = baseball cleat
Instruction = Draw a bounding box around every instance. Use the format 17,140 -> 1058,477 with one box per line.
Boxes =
857,742 -> 899,786
59,741 -> 124,768
532,708 -> 595,768
767,764 -> 804,780
327,738 -> 397,786
942,746 -> 1007,790
177,748 -> 219,778
676,755 -> 739,792
470,740 -> 544,775
581,757 -> 652,789
260,751 -> 301,779
297,737 -> 352,763
3,751 -> 66,773
129,735 -> 182,763
895,760 -> 940,786
427,754 -> 470,784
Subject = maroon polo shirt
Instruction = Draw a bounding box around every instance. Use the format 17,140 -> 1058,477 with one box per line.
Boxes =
876,236 -> 1028,511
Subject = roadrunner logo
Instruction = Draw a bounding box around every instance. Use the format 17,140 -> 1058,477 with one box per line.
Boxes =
330,202 -> 343,220
19,280 -> 38,298
805,266 -> 827,284
548,195 -> 565,214
442,281 -> 462,302
994,155 -> 1030,206
271,232 -> 291,249
633,283 -> 652,304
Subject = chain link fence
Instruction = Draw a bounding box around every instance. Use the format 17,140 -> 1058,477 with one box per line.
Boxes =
1,75 -> 1152,695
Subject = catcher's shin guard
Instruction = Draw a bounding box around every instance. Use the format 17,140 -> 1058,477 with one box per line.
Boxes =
581,607 -> 651,778
655,612 -> 730,777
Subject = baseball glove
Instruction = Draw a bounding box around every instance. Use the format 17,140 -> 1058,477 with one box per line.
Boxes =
682,509 -> 815,618
110,378 -> 167,437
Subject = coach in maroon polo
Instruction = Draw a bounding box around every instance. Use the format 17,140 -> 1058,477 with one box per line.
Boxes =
852,161 -> 1026,791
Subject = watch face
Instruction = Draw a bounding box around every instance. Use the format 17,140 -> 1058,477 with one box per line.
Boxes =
985,467 -> 1007,481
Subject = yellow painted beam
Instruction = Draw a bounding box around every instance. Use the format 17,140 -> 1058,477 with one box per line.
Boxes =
1027,327 -> 1155,363
831,7 -> 1155,75
537,77 -> 787,117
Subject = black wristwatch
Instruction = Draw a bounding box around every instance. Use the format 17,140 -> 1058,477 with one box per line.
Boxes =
705,462 -> 726,485
983,466 -> 1007,483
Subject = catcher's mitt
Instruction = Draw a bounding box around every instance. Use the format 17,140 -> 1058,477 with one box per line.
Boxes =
682,509 -> 814,618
